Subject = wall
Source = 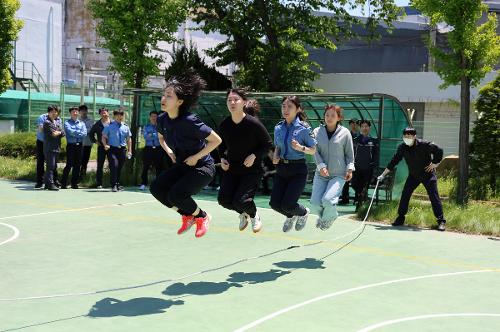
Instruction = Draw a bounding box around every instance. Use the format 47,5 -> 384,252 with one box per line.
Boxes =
15,0 -> 63,88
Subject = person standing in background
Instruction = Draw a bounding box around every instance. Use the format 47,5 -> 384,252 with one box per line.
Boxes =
139,111 -> 163,191
43,106 -> 64,191
89,108 -> 111,189
78,105 -> 95,180
340,118 -> 360,205
61,107 -> 87,189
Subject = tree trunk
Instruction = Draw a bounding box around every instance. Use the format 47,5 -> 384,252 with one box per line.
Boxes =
457,75 -> 470,205
130,73 -> 144,185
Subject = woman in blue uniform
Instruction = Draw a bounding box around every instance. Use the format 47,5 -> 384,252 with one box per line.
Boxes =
270,96 -> 317,232
150,72 -> 222,238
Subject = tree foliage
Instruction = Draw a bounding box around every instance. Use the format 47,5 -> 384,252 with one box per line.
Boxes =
470,74 -> 500,199
88,0 -> 188,88
164,41 -> 231,90
190,0 -> 399,92
412,0 -> 500,89
0,0 -> 23,94
412,0 -> 500,205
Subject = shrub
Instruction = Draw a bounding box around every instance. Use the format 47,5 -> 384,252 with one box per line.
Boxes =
0,132 -> 37,158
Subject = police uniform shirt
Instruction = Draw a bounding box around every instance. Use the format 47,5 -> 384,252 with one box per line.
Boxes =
156,111 -> 213,165
37,114 -> 48,142
102,121 -> 131,147
274,117 -> 316,160
64,118 -> 87,144
143,123 -> 160,147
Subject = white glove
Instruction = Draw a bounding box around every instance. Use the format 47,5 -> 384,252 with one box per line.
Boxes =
377,174 -> 385,181
127,152 -> 132,159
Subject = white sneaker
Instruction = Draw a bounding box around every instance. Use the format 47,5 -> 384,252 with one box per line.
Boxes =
239,212 -> 250,231
139,184 -> 146,191
282,216 -> 296,232
251,214 -> 262,233
295,208 -> 310,231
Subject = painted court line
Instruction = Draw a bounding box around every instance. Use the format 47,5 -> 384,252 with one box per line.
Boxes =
0,223 -> 20,247
0,200 -> 155,221
357,313 -> 500,332
233,269 -> 498,332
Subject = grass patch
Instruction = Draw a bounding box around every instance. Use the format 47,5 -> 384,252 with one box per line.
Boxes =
0,156 -> 37,181
357,200 -> 500,236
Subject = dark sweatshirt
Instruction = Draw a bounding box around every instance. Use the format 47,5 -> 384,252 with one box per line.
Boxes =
386,138 -> 443,179
218,115 -> 273,174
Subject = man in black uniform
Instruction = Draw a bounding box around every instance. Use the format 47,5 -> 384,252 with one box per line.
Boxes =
378,127 -> 446,231
43,106 -> 64,190
352,120 -> 378,210
88,108 -> 111,188
340,118 -> 360,204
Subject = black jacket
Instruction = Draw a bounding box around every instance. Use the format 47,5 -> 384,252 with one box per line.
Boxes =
89,120 -> 108,146
43,118 -> 64,153
354,135 -> 379,171
386,139 -> 443,179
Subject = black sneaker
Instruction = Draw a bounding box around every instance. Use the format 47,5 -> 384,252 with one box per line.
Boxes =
392,216 -> 405,226
60,184 -> 68,189
44,184 -> 59,191
117,185 -> 124,191
35,183 -> 43,189
437,221 -> 446,232
112,185 -> 118,192
71,185 -> 79,189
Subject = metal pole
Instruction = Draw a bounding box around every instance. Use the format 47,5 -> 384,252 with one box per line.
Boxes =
378,96 -> 384,140
27,81 -> 31,132
93,82 -> 97,119
80,68 -> 85,105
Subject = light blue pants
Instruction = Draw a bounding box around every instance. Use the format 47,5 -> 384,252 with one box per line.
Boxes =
310,173 -> 345,222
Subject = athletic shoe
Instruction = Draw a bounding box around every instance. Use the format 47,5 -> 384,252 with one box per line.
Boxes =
320,216 -> 336,230
139,184 -> 146,191
44,184 -> 59,191
35,183 -> 43,189
71,185 -> 79,189
117,185 -> 124,191
111,185 -> 118,192
251,214 -> 262,233
282,216 -> 296,233
177,215 -> 195,235
316,217 -> 324,229
239,212 -> 250,231
96,185 -> 103,189
437,221 -> 446,232
392,216 -> 405,226
195,214 -> 211,238
295,208 -> 310,231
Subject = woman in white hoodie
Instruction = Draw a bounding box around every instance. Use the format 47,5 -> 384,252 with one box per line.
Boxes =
311,104 -> 355,230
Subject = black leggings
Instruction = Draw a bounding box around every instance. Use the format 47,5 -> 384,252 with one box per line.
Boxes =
150,162 -> 215,215
269,163 -> 308,218
218,172 -> 262,218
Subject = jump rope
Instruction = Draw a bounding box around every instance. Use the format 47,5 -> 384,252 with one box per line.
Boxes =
0,180 -> 381,301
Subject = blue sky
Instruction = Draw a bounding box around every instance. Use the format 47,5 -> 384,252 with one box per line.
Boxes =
346,0 -> 410,17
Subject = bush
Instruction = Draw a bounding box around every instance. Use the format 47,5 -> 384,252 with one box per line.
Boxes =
0,132 -> 37,158
470,73 -> 500,199
0,132 -> 68,160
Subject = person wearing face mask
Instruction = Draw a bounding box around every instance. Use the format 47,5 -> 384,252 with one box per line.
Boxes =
378,127 -> 446,231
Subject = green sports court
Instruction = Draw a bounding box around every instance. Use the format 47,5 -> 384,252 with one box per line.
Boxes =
1,179 -> 499,332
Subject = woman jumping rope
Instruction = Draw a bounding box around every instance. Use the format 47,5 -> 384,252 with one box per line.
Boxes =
150,72 -> 222,238
270,96 -> 317,232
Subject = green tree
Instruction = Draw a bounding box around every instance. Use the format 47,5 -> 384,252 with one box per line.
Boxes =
0,0 -> 23,94
469,74 -> 500,200
88,0 -> 188,162
190,0 -> 399,92
412,0 -> 500,205
164,41 -> 231,90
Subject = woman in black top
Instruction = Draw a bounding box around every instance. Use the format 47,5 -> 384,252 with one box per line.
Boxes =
217,90 -> 272,233
150,72 -> 222,238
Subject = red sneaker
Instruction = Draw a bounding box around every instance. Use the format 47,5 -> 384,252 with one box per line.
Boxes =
177,215 -> 195,235
194,214 -> 211,238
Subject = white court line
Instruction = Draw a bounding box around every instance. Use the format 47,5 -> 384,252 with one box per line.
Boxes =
357,313 -> 500,332
0,200 -> 155,221
233,269 -> 498,332
0,223 -> 20,247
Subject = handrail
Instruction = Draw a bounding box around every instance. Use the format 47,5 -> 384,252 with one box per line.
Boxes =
10,60 -> 51,93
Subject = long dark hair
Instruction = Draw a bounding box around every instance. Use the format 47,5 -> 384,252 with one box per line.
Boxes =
244,99 -> 260,117
226,88 -> 247,101
282,95 -> 307,122
165,71 -> 207,114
